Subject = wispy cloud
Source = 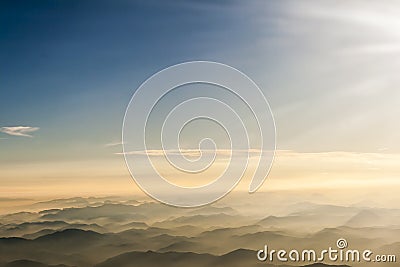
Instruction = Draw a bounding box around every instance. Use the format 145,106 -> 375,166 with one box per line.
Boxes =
105,141 -> 124,147
116,149 -> 267,157
0,126 -> 39,137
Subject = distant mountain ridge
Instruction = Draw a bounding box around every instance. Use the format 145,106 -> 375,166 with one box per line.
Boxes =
0,196 -> 399,267
94,249 -> 351,267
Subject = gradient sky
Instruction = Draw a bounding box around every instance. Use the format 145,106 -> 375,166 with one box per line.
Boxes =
1,0 -> 400,198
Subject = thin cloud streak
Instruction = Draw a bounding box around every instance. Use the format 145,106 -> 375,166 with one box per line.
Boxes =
105,141 -> 124,147
0,126 -> 39,137
116,149 -> 275,157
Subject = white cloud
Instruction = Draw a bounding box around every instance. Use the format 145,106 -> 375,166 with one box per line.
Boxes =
0,126 -> 39,137
116,149 -> 267,157
105,141 -> 124,147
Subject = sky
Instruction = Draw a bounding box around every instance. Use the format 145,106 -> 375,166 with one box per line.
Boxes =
1,0 -> 400,199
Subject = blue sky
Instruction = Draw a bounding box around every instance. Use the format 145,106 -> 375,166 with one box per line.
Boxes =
1,0 -> 253,162
1,1 -> 400,167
